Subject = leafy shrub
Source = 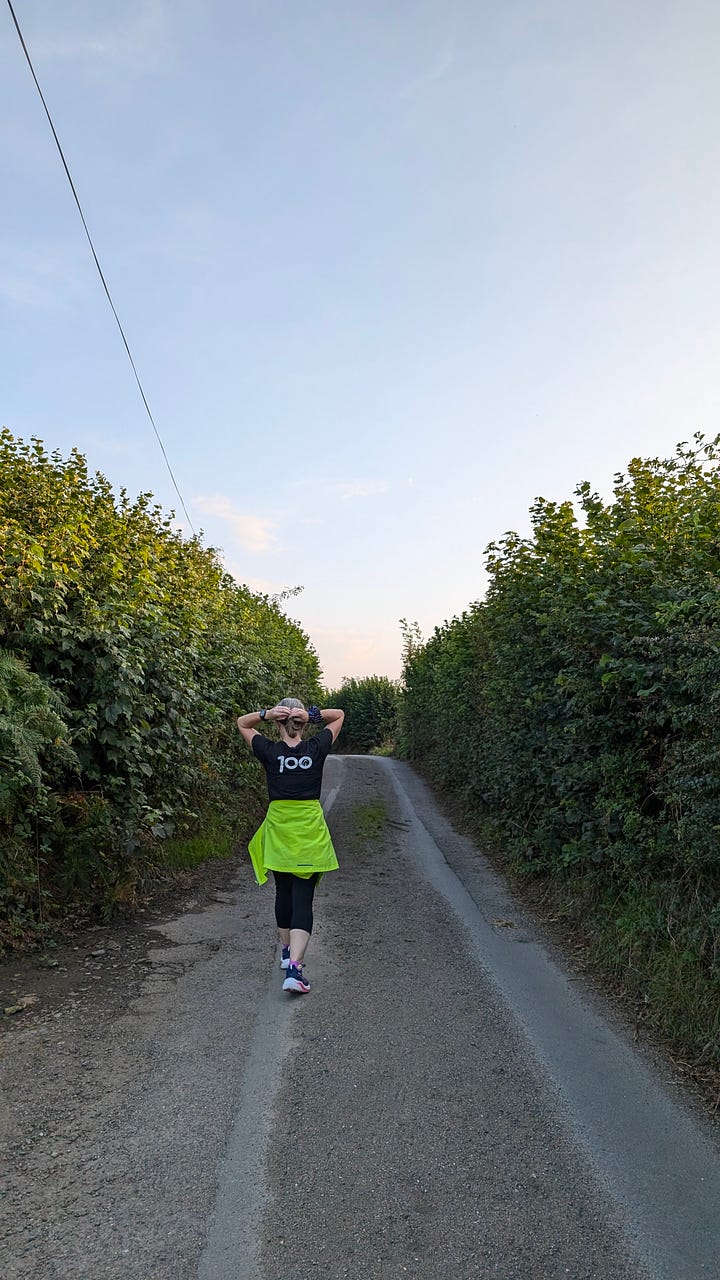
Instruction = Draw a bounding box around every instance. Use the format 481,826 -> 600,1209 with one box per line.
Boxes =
0,429 -> 322,936
0,650 -> 77,801
0,650 -> 78,924
400,436 -> 720,1062
326,675 -> 400,753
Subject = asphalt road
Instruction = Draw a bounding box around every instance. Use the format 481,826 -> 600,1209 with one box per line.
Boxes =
2,756 -> 720,1279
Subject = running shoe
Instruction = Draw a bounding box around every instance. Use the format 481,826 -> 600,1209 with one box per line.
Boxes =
282,964 -> 310,994
280,945 -> 291,970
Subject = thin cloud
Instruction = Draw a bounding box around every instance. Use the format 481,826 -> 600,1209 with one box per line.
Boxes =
0,241 -> 86,310
228,573 -> 283,595
427,42 -> 455,83
308,628 -> 402,689
29,0 -> 172,74
335,479 -> 390,501
396,36 -> 456,99
130,206 -> 225,266
222,567 -> 296,599
194,495 -> 279,553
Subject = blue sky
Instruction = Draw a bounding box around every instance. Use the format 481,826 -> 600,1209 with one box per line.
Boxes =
3,1 -> 720,687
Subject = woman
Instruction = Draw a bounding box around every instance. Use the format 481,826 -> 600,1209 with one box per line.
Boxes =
236,698 -> 344,994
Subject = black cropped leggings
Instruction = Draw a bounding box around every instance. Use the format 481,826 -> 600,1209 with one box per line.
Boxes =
272,871 -> 319,935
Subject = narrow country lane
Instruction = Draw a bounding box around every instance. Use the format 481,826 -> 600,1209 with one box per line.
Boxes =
2,757 -> 719,1280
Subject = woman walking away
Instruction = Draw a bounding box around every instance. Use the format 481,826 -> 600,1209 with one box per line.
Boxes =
236,698 -> 344,994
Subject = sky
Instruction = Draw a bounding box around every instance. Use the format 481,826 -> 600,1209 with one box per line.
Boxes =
3,1 -> 720,688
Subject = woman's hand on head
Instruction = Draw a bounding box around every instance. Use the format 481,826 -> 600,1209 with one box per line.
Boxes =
267,705 -> 309,723
265,705 -> 309,725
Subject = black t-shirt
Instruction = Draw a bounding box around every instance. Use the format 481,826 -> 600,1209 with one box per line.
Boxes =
251,728 -> 333,801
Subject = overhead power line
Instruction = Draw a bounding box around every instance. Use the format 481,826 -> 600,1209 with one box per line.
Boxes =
6,0 -> 196,534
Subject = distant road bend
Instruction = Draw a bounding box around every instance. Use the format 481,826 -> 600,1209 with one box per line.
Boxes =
2,756 -> 720,1279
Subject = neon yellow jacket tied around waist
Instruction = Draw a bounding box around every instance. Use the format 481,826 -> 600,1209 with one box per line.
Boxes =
248,799 -> 338,886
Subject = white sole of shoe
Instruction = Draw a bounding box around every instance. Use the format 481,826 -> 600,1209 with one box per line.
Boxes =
282,976 -> 310,993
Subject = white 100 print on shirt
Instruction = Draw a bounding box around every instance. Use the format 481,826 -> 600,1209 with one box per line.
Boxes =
277,755 -> 313,772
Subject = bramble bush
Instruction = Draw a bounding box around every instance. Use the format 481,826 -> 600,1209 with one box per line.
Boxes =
400,436 -> 720,1064
0,429 -> 322,941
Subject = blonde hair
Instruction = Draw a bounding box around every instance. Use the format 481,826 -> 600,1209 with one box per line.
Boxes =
279,696 -> 305,738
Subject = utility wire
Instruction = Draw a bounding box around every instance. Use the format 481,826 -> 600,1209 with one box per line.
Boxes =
6,0 -> 196,534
